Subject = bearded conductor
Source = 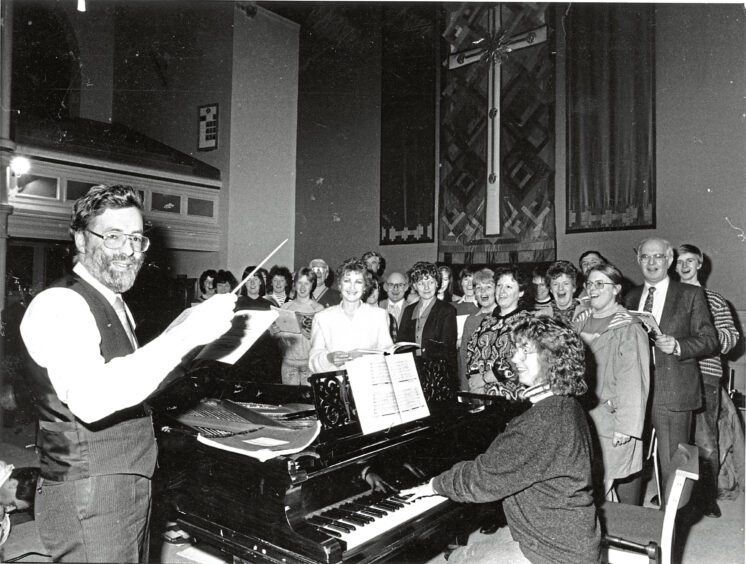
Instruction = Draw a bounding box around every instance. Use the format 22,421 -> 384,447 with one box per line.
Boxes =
20,185 -> 236,562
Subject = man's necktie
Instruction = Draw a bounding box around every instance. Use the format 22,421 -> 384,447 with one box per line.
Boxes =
114,296 -> 138,350
388,303 -> 400,321
643,286 -> 655,313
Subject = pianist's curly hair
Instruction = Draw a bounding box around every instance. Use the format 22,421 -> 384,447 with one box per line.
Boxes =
69,184 -> 144,237
511,316 -> 588,398
335,258 -> 373,296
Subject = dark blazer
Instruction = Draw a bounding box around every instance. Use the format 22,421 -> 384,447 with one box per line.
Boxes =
397,299 -> 458,371
624,279 -> 718,411
316,287 -> 341,308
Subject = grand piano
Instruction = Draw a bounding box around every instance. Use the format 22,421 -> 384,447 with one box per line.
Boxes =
153,360 -> 526,564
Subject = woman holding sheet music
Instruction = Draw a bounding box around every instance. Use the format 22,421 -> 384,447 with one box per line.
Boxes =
273,267 -> 324,386
308,258 -> 393,373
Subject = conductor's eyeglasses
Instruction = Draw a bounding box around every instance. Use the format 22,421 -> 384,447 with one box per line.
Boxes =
87,229 -> 150,252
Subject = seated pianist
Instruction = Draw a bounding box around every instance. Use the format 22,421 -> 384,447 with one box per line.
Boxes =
402,317 -> 601,564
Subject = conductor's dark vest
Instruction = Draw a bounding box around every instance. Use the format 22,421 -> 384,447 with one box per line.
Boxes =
25,274 -> 157,481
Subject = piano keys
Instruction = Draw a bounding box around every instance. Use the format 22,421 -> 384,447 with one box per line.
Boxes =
306,488 -> 450,551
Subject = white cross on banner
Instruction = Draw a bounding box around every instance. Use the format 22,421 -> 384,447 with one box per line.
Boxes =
445,7 -> 547,236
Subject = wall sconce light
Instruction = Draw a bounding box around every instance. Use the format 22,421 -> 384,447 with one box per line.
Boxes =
8,156 -> 31,198
10,156 -> 31,177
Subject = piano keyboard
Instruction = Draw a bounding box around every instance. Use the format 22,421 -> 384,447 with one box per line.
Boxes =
305,488 -> 449,551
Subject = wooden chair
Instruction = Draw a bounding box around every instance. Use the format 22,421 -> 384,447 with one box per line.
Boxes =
600,443 -> 699,564
647,427 -> 662,504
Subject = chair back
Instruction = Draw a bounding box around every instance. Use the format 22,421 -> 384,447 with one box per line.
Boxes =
603,443 -> 698,564
663,443 -> 699,511
658,443 -> 699,564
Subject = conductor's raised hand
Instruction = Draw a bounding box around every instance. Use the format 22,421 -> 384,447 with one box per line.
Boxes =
166,293 -> 237,348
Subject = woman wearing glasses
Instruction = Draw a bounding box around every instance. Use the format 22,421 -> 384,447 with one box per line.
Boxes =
575,263 -> 650,504
402,316 -> 600,563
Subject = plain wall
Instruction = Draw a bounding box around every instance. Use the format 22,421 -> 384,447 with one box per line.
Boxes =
62,2 -> 116,123
112,1 -> 235,278
227,8 -> 299,278
292,9 -> 438,277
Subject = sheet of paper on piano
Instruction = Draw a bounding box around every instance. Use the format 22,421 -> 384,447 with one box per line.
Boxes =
194,309 -> 278,364
196,421 -> 321,462
345,353 -> 430,435
185,400 -> 322,462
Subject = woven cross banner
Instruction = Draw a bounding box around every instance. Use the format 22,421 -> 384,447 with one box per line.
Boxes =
439,3 -> 556,265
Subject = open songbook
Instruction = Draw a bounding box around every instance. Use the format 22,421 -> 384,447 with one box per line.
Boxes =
271,306 -> 316,339
630,310 -> 662,336
353,342 -> 420,356
345,353 -> 430,435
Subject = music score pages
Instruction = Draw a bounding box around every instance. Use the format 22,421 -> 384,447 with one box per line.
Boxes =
345,353 -> 430,435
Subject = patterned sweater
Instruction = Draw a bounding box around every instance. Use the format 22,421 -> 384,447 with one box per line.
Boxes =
699,288 -> 740,381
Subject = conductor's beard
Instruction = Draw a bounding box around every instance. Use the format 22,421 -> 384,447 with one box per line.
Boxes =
79,246 -> 145,294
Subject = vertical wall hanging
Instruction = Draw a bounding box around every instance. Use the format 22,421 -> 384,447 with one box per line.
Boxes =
439,3 -> 556,264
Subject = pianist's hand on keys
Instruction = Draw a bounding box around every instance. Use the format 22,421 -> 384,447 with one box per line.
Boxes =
400,479 -> 437,502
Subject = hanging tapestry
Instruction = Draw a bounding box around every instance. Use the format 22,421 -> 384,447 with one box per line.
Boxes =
565,4 -> 655,233
439,3 -> 556,265
380,5 -> 438,244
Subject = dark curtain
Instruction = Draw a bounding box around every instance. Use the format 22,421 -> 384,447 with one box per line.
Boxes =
566,5 -> 655,232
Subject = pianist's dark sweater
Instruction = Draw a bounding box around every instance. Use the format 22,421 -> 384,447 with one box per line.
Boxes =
433,394 -> 601,564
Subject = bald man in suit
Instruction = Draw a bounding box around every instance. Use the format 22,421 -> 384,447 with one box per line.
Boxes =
625,237 -> 718,504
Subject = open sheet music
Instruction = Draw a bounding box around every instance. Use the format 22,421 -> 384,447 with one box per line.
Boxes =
345,353 -> 430,435
353,342 -> 420,355
195,309 -> 278,364
271,306 -> 301,333
630,310 -> 662,336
